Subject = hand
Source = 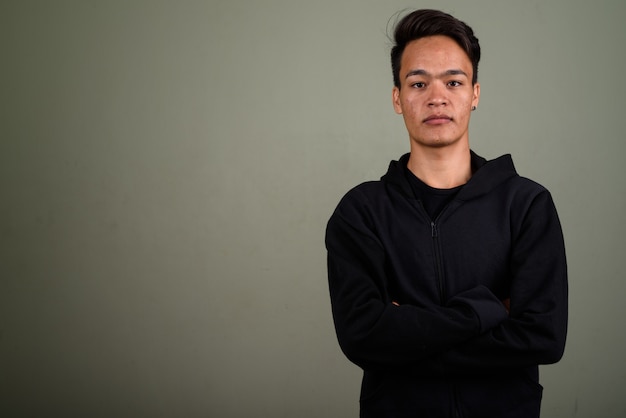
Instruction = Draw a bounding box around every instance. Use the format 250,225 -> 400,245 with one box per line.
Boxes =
502,298 -> 510,315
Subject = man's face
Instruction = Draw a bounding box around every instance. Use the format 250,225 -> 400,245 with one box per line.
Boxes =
392,35 -> 480,150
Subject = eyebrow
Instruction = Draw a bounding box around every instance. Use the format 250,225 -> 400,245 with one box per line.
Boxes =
405,69 -> 469,79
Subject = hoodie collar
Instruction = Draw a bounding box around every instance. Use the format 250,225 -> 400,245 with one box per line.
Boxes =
382,151 -> 518,200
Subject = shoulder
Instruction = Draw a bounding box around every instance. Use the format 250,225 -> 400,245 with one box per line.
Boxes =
478,152 -> 551,198
341,180 -> 386,201
331,180 -> 388,220
508,175 -> 549,196
325,181 -> 388,246
499,174 -> 562,238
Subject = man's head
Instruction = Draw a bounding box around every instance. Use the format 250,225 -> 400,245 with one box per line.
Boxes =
390,10 -> 481,151
391,9 -> 481,88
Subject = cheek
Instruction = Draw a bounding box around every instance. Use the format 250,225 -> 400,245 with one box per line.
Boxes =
457,98 -> 473,115
405,99 -> 421,117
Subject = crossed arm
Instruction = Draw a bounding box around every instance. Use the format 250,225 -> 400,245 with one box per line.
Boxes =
326,191 -> 567,373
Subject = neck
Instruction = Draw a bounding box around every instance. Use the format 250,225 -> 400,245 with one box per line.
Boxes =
407,143 -> 472,189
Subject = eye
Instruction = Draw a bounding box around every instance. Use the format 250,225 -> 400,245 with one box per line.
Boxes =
448,80 -> 462,87
411,82 -> 425,89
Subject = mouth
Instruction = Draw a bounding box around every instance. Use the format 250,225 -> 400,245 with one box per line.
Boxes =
423,114 -> 452,125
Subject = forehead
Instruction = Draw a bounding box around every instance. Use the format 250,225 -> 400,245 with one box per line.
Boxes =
401,35 -> 472,75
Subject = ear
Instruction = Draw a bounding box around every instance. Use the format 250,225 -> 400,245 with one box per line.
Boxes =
392,86 -> 403,114
472,82 -> 480,109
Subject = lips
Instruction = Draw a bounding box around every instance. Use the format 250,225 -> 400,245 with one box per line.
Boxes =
423,114 -> 452,124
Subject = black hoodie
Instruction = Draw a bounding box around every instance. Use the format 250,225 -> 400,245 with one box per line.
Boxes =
326,152 -> 567,417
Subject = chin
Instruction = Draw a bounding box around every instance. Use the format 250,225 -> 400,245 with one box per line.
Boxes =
431,138 -> 451,146
422,138 -> 458,148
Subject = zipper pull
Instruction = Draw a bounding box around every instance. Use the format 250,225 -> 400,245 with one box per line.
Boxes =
431,222 -> 437,238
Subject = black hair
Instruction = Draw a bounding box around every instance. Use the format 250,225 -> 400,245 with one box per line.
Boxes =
390,9 -> 481,88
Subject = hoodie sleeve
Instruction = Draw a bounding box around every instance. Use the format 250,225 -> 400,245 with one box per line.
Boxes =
436,189 -> 568,371
326,187 -> 508,371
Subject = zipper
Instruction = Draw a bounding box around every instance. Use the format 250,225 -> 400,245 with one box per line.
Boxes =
431,220 -> 446,304
419,201 -> 461,416
453,382 -> 461,417
433,208 -> 463,418
416,200 -> 448,305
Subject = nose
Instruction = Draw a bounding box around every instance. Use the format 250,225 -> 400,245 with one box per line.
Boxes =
427,82 -> 448,107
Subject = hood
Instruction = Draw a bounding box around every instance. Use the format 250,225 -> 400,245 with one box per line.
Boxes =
381,151 -> 519,201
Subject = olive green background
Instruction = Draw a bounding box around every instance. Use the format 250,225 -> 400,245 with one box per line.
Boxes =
1,0 -> 625,416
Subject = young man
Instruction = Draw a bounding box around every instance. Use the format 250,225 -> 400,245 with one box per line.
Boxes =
325,9 -> 567,418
